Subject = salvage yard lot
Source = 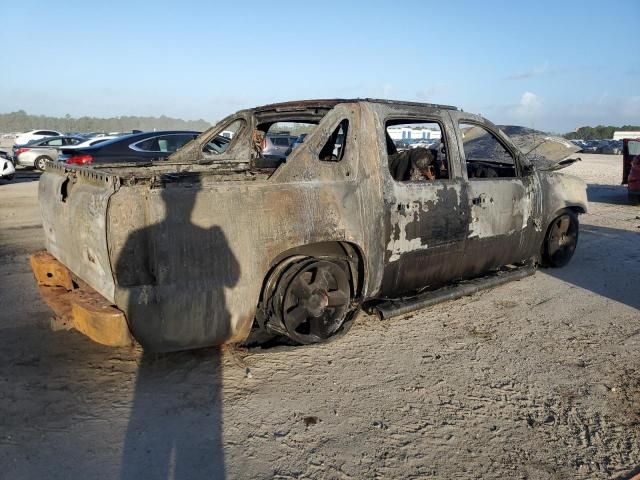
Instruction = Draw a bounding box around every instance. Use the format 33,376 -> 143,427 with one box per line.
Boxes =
0,155 -> 638,479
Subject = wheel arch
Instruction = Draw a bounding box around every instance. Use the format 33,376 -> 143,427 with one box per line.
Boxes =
260,241 -> 367,303
547,204 -> 585,227
565,204 -> 586,215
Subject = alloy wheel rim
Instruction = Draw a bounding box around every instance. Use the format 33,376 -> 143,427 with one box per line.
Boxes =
281,261 -> 350,343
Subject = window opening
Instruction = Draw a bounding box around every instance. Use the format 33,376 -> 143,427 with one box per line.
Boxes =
459,123 -> 517,178
319,120 -> 348,162
203,119 -> 244,155
385,120 -> 449,181
254,121 -> 317,161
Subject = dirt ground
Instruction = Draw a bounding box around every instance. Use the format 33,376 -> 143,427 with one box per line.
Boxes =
0,155 -> 638,479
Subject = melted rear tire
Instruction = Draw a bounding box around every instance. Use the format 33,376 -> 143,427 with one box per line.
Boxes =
267,257 -> 356,345
541,210 -> 579,268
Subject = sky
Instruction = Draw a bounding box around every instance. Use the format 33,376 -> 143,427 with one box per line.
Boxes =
1,0 -> 638,133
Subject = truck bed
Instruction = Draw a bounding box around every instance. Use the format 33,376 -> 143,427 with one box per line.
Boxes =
39,161 -> 271,303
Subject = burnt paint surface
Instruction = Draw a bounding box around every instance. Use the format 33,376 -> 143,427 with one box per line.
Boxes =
381,183 -> 471,295
38,100 -> 587,351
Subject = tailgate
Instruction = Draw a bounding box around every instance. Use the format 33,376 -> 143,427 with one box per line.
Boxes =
39,162 -> 120,303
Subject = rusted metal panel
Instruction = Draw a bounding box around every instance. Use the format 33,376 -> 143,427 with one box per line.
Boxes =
39,163 -> 119,302
30,251 -> 133,347
30,250 -> 74,290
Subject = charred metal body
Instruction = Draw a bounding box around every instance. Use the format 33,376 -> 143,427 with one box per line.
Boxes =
35,99 -> 588,351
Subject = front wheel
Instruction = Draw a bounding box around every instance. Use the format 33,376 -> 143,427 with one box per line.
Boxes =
541,210 -> 579,268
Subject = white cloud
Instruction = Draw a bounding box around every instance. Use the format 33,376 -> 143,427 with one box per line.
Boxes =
516,92 -> 541,116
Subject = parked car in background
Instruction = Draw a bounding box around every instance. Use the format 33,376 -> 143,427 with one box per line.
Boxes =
15,136 -> 85,170
62,130 -> 200,165
622,138 -> 640,205
261,134 -> 297,161
570,139 -> 587,151
14,129 -> 61,146
56,136 -> 118,163
597,140 -> 623,155
292,133 -> 307,147
580,140 -> 600,153
0,153 -> 15,180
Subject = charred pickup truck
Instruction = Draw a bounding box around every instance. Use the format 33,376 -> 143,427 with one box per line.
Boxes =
31,99 -> 587,352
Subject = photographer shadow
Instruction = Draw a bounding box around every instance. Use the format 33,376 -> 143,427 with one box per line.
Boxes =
119,175 -> 239,480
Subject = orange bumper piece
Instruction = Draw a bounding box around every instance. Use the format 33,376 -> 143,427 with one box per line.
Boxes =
30,250 -> 134,347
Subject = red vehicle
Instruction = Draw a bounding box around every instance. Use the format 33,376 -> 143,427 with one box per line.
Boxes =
622,138 -> 640,205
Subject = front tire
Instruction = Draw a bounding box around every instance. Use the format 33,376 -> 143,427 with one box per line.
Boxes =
541,210 -> 579,268
34,156 -> 52,171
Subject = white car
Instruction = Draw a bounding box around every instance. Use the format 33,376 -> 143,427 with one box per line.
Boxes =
0,156 -> 15,180
14,129 -> 61,146
65,136 -> 118,149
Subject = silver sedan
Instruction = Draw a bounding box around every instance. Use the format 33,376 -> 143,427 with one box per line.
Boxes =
15,136 -> 84,170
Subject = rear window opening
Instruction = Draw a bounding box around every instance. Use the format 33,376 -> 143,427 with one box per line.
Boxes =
385,120 -> 450,182
203,119 -> 245,155
253,121 -> 317,167
319,119 -> 348,162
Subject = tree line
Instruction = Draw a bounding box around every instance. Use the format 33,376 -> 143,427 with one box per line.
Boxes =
0,110 -> 212,134
564,125 -> 640,140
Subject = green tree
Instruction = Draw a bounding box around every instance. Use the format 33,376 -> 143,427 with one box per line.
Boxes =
0,111 -> 212,134
564,125 -> 640,140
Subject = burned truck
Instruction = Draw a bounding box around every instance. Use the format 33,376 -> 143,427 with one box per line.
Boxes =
31,99 -> 587,352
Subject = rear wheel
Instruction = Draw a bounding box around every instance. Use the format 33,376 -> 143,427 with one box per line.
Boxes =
542,210 -> 579,267
269,258 -> 354,344
34,156 -> 52,171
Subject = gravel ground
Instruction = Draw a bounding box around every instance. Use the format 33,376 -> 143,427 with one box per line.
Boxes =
0,155 -> 638,479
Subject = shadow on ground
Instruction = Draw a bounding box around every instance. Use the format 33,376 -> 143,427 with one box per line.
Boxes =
117,173 -> 234,479
587,183 -> 632,206
543,223 -> 640,310
119,350 -> 226,480
0,169 -> 41,185
0,172 -> 232,479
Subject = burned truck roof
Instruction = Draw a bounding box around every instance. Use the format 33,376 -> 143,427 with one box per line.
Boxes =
253,98 -> 460,113
249,99 -> 460,126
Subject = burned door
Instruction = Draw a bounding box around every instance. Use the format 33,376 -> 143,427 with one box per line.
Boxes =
451,113 -> 538,276
380,114 -> 470,297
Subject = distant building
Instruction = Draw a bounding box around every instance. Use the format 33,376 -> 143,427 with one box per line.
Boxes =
613,131 -> 640,140
387,126 -> 441,141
